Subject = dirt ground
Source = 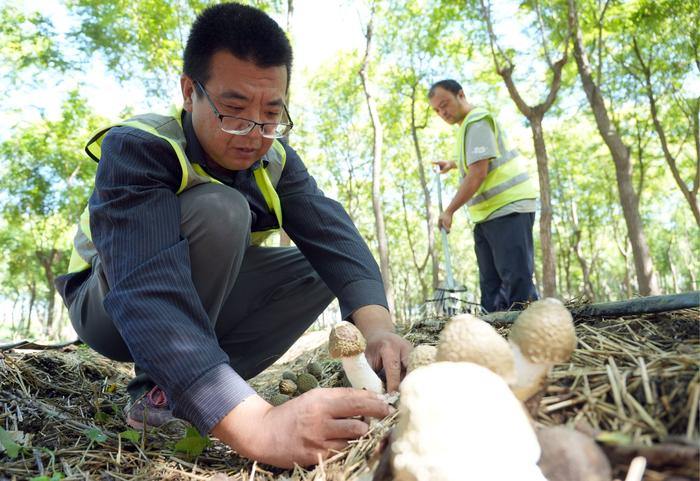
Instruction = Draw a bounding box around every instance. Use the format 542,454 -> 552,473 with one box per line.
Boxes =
1,308 -> 698,481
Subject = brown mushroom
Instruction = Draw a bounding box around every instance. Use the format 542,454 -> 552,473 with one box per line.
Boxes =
435,313 -> 516,384
508,298 -> 577,401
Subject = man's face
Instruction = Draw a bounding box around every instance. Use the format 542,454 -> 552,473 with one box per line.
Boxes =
182,51 -> 288,171
429,87 -> 467,125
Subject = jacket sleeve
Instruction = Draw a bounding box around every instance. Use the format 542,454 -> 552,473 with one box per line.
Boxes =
276,142 -> 389,318
90,126 -> 255,435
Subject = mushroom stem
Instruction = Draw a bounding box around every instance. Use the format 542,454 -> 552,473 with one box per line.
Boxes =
509,341 -> 550,402
342,353 -> 384,394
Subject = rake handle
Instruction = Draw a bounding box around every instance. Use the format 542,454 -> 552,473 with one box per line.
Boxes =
435,168 -> 455,290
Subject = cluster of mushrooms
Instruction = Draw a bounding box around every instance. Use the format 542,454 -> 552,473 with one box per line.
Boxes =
328,298 -> 613,481
269,361 -> 324,406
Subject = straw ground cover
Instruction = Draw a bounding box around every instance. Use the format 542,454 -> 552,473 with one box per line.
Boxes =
1,306 -> 698,481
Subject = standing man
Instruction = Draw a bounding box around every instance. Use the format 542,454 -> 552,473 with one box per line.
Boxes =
428,79 -> 539,313
56,2 -> 410,469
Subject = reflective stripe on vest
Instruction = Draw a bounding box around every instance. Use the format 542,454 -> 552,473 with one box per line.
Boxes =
67,108 -> 286,273
456,108 -> 537,223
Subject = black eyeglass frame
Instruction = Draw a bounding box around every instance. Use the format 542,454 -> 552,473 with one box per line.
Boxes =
194,79 -> 294,138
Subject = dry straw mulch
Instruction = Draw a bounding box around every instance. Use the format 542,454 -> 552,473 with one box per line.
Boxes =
1,306 -> 698,481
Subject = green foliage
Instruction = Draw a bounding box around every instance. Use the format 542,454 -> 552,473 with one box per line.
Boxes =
0,5 -> 72,85
119,429 -> 141,444
66,0 -> 192,97
83,427 -> 107,443
174,426 -> 210,458
29,474 -> 65,481
0,427 -> 22,458
0,91 -> 106,337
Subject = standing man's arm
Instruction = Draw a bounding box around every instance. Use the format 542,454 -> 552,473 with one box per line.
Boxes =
439,118 -> 499,231
439,158 -> 489,232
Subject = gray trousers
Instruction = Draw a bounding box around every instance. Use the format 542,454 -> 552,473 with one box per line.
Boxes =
69,183 -> 334,397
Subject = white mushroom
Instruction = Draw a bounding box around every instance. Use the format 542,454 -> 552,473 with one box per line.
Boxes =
508,298 -> 577,402
406,344 -> 436,373
435,313 -> 516,384
390,362 -> 547,481
328,321 -> 384,394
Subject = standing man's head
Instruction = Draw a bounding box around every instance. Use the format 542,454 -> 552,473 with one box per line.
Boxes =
428,79 -> 471,125
181,2 -> 294,171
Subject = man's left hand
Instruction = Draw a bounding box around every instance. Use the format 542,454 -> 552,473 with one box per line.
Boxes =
351,305 -> 412,393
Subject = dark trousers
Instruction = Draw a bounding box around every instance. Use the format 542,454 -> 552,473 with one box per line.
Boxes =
68,183 -> 334,398
474,212 -> 539,313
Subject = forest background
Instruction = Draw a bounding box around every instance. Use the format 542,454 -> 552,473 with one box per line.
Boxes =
0,0 -> 698,341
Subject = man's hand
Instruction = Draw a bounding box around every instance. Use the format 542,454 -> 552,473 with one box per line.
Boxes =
432,160 -> 457,174
438,210 -> 454,232
212,390 -> 392,468
351,305 -> 412,392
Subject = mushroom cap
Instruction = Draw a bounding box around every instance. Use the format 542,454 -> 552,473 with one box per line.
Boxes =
296,372 -> 319,393
306,361 -> 324,380
391,362 -> 544,481
407,344 -> 437,373
278,379 -> 297,396
509,298 -> 577,364
435,313 -> 516,384
328,321 -> 366,358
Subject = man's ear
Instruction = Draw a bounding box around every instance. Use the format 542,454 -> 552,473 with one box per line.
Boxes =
181,76 -> 195,112
457,89 -> 466,101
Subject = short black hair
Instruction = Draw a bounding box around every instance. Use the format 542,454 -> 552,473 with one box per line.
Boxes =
183,2 -> 293,88
428,79 -> 463,98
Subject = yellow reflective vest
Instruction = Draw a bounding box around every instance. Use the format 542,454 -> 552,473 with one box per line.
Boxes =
67,108 -> 285,274
456,107 -> 538,223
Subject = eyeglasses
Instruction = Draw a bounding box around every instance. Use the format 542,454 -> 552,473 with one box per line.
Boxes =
194,80 -> 293,138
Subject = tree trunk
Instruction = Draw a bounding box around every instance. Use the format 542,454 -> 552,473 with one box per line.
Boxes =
359,15 -> 395,313
409,82 -> 439,291
400,185 -> 429,301
529,116 -> 557,296
632,38 -> 700,227
26,283 -> 36,336
568,0 -> 659,296
571,200 -> 595,300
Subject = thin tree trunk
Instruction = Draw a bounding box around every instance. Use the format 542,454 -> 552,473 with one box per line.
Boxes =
36,249 -> 61,337
400,185 -> 429,301
530,116 -> 557,296
409,82 -> 439,290
571,200 -> 595,300
568,0 -> 659,296
26,284 -> 35,336
359,13 -> 395,313
631,38 -> 700,227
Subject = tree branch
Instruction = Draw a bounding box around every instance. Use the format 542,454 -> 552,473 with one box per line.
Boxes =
479,0 -> 511,72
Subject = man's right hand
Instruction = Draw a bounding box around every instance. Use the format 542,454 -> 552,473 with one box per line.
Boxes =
211,389 -> 392,468
432,160 -> 456,173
